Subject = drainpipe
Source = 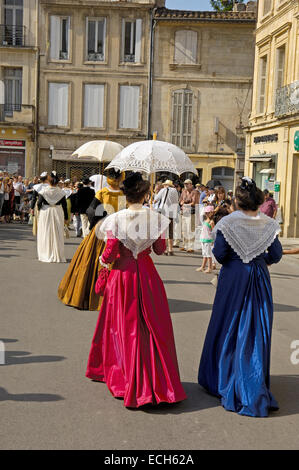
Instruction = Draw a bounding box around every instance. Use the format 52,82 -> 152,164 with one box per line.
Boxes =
147,9 -> 156,140
34,46 -> 40,176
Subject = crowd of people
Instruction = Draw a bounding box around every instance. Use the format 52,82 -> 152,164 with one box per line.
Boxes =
2,167 -> 298,418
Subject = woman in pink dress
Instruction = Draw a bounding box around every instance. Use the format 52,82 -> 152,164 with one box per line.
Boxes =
86,173 -> 186,408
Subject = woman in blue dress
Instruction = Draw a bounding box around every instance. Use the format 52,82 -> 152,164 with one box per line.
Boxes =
198,177 -> 282,417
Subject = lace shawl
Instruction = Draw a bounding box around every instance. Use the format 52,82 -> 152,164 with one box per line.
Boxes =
39,187 -> 66,206
96,207 -> 170,259
213,210 -> 281,263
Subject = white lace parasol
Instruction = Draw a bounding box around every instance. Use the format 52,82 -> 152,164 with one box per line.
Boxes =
105,140 -> 197,176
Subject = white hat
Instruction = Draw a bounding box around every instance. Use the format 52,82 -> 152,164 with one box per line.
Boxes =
64,179 -> 70,183
184,179 -> 192,185
163,179 -> 174,187
40,171 -> 48,178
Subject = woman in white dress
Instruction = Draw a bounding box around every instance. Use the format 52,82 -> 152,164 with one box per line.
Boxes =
37,171 -> 68,263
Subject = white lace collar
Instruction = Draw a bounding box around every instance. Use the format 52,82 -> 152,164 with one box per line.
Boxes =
39,186 -> 66,206
96,207 -> 170,259
214,210 -> 280,263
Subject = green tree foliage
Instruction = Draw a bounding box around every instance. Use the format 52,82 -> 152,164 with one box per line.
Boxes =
210,0 -> 245,11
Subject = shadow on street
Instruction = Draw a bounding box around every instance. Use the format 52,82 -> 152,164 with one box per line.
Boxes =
0,387 -> 64,403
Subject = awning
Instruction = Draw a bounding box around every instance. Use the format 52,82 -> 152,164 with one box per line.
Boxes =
259,168 -> 275,174
249,153 -> 278,162
250,157 -> 272,162
52,150 -> 100,163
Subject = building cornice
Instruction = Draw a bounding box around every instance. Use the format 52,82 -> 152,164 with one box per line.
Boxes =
154,76 -> 253,84
154,8 -> 256,24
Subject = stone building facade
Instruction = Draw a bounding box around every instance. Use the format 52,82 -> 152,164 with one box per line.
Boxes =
151,5 -> 256,192
0,0 -> 38,177
245,0 -> 299,237
38,0 -> 164,181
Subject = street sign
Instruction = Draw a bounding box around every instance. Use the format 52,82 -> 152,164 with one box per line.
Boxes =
295,130 -> 299,151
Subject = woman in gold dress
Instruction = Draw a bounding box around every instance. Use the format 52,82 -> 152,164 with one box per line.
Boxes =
58,170 -> 125,310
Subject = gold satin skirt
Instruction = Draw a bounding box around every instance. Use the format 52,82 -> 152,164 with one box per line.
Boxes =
58,228 -> 105,311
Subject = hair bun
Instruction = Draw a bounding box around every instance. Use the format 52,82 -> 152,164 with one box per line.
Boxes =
240,177 -> 256,192
122,172 -> 143,190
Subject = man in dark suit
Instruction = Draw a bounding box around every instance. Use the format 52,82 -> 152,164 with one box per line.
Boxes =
76,178 -> 95,237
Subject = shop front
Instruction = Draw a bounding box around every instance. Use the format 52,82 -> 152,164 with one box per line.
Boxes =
0,138 -> 26,175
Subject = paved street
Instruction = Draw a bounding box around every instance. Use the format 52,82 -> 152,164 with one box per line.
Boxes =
1,224 -> 299,450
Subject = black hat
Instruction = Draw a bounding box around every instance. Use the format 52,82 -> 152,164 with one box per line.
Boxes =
122,172 -> 143,189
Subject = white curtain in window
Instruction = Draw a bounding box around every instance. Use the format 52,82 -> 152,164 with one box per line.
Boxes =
84,84 -> 104,127
135,19 -> 142,63
119,85 -> 139,129
48,82 -> 69,126
174,30 -> 197,64
50,16 -> 60,60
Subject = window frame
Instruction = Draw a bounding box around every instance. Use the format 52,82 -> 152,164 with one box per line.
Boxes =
85,17 -> 106,63
118,84 -> 141,130
257,54 -> 268,115
82,82 -> 106,130
49,14 -> 71,62
47,81 -> 70,128
3,67 -> 22,116
171,88 -> 194,151
174,29 -> 198,66
121,18 -> 143,65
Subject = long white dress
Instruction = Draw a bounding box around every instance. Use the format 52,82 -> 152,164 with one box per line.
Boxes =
37,186 -> 67,263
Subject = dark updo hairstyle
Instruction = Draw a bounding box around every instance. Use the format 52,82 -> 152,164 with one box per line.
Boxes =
120,172 -> 150,204
105,168 -> 122,180
49,171 -> 59,186
235,177 -> 264,211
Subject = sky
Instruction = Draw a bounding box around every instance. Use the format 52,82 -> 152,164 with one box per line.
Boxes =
165,0 -> 214,10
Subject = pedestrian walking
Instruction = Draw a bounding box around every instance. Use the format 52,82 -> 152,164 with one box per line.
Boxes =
196,205 -> 216,273
86,172 -> 186,408
154,179 -> 179,256
30,172 -> 49,236
76,178 -> 95,238
70,181 -> 83,237
198,177 -> 282,417
179,179 -> 199,253
260,189 -> 277,219
37,171 -> 68,263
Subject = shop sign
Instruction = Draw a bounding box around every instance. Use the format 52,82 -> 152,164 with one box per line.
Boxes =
295,131 -> 299,151
274,181 -> 281,192
0,139 -> 25,147
254,134 -> 278,144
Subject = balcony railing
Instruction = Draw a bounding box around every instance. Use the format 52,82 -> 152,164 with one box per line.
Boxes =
275,80 -> 299,118
0,25 -> 26,47
0,104 -> 34,125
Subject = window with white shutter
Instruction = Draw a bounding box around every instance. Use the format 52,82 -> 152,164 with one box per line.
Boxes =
174,30 -> 197,65
48,82 -> 69,126
171,89 -> 193,149
258,55 -> 267,114
122,19 -> 142,63
275,46 -> 285,91
50,16 -> 70,60
119,85 -> 140,129
84,84 -> 104,128
86,18 -> 106,62
4,67 -> 22,116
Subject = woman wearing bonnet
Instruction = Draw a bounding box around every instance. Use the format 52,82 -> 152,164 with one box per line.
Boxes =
86,173 -> 186,408
198,177 -> 282,417
36,171 -> 68,263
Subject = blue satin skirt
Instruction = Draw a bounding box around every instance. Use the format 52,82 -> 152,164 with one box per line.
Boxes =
198,258 -> 278,417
